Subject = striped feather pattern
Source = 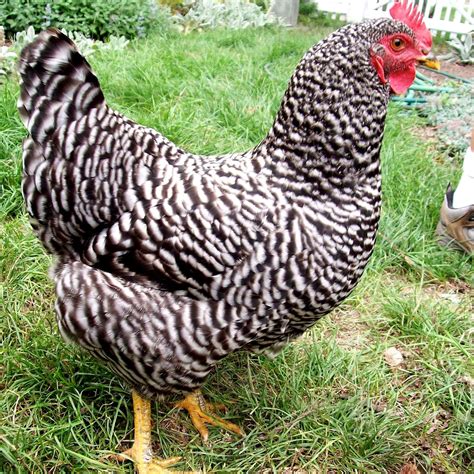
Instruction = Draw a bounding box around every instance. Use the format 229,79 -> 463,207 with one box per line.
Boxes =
21,20 -> 413,396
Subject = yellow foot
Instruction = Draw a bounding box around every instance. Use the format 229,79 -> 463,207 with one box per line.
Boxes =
175,390 -> 244,442
113,448 -> 182,473
110,390 -> 189,473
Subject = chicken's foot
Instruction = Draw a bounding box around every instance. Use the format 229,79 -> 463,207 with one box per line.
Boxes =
112,390 -> 183,473
175,390 -> 244,442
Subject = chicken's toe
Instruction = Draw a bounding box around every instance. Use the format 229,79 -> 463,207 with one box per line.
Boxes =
175,390 -> 244,442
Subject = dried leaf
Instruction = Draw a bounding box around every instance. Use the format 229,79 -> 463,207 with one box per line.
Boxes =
399,463 -> 421,474
384,347 -> 404,367
459,375 -> 474,387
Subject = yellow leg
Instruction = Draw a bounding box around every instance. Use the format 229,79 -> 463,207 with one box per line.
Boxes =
175,390 -> 244,442
113,390 -> 182,473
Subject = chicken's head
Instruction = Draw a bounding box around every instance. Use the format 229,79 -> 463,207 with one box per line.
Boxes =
370,0 -> 433,95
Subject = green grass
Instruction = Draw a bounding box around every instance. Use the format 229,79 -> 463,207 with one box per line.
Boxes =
1,26 -> 473,473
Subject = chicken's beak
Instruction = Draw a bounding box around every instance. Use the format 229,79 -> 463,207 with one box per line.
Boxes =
417,52 -> 441,70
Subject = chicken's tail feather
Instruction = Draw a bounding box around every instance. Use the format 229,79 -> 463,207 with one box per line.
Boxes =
19,28 -> 105,256
18,28 -> 105,143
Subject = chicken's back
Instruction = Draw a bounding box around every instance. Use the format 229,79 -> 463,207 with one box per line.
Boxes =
18,30 -> 283,311
19,28 -> 197,261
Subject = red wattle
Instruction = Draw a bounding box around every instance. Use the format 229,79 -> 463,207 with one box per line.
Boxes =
389,64 -> 416,95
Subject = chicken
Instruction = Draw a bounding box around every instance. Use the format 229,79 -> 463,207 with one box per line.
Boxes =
19,1 -> 432,471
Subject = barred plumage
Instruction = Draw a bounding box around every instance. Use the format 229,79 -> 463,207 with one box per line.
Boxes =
20,17 -> 427,399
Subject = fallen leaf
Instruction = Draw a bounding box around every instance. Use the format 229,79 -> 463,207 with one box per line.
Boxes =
439,292 -> 460,304
459,375 -> 474,387
384,347 -> 404,367
399,463 -> 420,474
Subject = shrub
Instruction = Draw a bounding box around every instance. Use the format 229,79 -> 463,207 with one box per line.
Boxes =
439,34 -> 474,65
174,0 -> 276,32
0,0 -> 170,40
424,84 -> 473,155
298,0 -> 345,28
0,26 -> 131,84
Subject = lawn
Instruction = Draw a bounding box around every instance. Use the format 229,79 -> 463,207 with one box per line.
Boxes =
1,25 -> 473,473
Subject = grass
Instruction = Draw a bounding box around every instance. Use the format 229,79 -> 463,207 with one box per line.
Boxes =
1,25 -> 473,473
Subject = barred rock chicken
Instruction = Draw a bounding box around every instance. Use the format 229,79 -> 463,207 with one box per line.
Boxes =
19,1 -> 432,471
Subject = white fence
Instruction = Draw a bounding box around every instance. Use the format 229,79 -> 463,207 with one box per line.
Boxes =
316,0 -> 474,38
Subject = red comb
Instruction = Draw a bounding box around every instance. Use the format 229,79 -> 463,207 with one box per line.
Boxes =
390,0 -> 432,50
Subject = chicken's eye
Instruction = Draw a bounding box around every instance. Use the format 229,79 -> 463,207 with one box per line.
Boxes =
391,37 -> 406,51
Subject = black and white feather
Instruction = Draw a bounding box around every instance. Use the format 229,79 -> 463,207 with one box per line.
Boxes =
20,22 -> 410,397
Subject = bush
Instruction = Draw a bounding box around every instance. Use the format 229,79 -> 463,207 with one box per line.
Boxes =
424,84 -> 473,155
0,25 -> 133,84
298,0 -> 345,28
175,0 -> 276,32
0,0 -> 170,40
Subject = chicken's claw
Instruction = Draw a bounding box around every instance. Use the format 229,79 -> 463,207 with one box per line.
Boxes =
175,391 -> 244,442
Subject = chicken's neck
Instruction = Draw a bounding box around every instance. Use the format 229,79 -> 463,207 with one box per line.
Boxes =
252,27 -> 391,196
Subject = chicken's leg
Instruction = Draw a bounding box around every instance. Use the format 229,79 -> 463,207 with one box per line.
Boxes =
175,390 -> 244,442
114,390 -> 182,473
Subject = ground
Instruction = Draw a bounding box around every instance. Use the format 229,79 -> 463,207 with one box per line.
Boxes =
0,26 -> 473,473
410,46 -> 473,151
425,58 -> 473,83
